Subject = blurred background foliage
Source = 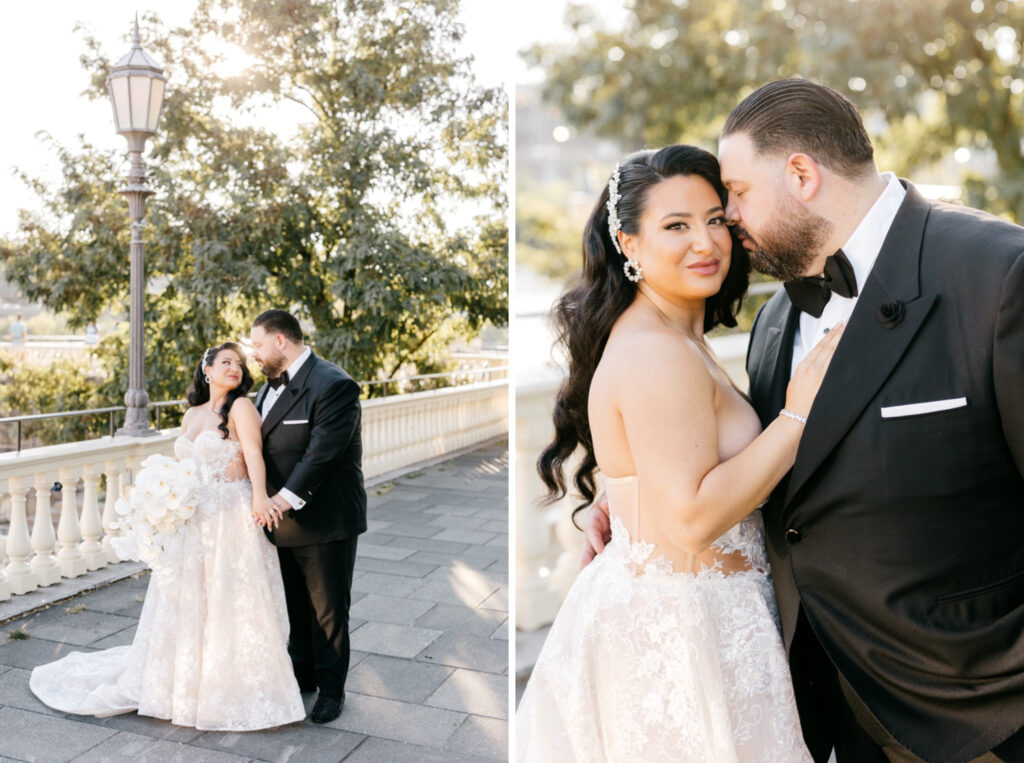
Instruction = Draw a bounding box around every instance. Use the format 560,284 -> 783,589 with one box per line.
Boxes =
0,0 -> 507,433
517,0 -> 1024,329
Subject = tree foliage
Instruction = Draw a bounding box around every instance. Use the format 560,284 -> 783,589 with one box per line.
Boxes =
1,0 -> 507,408
525,0 -> 1024,219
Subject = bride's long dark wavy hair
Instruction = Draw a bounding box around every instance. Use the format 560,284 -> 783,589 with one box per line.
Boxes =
185,342 -> 254,439
537,145 -> 751,524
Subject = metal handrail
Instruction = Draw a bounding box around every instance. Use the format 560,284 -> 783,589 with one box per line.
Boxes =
0,366 -> 509,453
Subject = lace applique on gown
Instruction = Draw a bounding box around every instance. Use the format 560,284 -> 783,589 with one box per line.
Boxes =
517,475 -> 811,762
29,430 -> 305,731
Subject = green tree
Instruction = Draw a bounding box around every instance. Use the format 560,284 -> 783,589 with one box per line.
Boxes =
1,0 -> 507,410
525,0 -> 1024,218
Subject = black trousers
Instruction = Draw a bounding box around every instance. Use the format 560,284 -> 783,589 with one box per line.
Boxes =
790,609 -> 1024,763
278,537 -> 358,698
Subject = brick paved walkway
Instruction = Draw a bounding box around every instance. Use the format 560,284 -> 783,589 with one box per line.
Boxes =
0,440 -> 509,762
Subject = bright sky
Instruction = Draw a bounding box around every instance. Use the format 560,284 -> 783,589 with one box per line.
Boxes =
0,0 -> 509,237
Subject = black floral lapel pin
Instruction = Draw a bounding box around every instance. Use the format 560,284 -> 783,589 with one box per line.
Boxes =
877,300 -> 905,329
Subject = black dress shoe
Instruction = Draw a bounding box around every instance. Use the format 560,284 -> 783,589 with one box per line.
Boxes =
311,692 -> 344,724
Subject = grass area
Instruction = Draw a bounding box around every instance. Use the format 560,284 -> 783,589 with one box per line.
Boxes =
7,629 -> 28,640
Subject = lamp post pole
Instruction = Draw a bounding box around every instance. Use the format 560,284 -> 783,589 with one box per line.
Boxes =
120,136 -> 155,436
108,17 -> 166,437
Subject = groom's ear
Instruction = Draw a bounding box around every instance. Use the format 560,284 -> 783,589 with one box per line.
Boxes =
785,152 -> 821,202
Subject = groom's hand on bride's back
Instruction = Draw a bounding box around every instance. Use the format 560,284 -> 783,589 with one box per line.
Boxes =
580,493 -> 612,570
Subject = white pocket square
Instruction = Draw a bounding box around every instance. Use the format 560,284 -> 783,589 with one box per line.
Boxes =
880,397 -> 967,419
282,419 -> 309,425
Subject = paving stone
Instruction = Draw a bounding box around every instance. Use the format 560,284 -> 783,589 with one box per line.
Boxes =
349,622 -> 442,659
0,634 -> 97,670
419,632 -> 508,674
431,528 -> 496,545
14,610 -> 137,648
423,504 -> 480,517
485,534 -> 508,548
427,515 -> 491,530
350,573 -> 424,598
425,670 -> 508,719
349,595 -> 435,626
192,723 -> 364,762
413,604 -> 505,640
479,520 -> 508,534
326,693 -> 465,748
353,557 -> 437,579
479,586 -> 508,613
0,667 -> 63,717
444,715 -> 508,760
406,578 -> 498,609
76,582 -> 150,615
72,711 -> 204,743
74,731 -> 250,762
384,536 -> 471,555
491,622 -> 508,641
0,707 -> 117,761
345,655 -> 454,704
364,519 -> 390,533
469,508 -> 508,521
355,543 -> 415,562
377,523 -> 443,540
343,737 -> 481,762
90,624 -> 138,649
425,565 -> 504,587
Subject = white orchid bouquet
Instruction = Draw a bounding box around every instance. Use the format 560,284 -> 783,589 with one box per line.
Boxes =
111,453 -> 200,587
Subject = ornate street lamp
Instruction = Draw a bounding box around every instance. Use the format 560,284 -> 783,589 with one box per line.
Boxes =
107,16 -> 166,437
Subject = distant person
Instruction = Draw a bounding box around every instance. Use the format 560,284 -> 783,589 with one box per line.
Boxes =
84,323 -> 99,345
7,315 -> 26,345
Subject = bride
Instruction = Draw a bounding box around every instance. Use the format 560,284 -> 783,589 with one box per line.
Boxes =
516,146 -> 842,761
30,342 -> 305,731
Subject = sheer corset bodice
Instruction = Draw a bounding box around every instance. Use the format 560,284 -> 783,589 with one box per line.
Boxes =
175,430 -> 248,484
605,475 -> 768,577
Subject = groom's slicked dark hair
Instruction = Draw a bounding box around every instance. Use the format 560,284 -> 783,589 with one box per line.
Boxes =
253,309 -> 303,343
722,79 -> 875,179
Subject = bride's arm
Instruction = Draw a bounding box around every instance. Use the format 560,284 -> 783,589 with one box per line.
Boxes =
230,398 -> 272,519
615,327 -> 841,556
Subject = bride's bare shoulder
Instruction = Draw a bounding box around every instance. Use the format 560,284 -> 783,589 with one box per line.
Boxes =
600,315 -> 712,395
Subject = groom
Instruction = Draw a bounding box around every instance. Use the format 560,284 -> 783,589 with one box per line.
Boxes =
250,309 -> 367,724
585,80 -> 1024,762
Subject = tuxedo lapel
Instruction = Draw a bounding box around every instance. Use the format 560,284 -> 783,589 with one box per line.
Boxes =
749,304 -> 799,429
254,384 -> 268,415
784,182 -> 937,507
261,353 -> 317,436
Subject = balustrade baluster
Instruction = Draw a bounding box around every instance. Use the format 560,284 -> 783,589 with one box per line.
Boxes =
80,463 -> 107,570
102,459 -> 124,564
30,473 -> 61,586
56,467 -> 87,578
4,479 -> 35,595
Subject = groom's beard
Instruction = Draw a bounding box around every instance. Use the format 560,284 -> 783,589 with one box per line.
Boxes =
743,194 -> 833,281
258,352 -> 287,379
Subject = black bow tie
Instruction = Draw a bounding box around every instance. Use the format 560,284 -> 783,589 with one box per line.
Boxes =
267,370 -> 289,390
783,249 -> 859,318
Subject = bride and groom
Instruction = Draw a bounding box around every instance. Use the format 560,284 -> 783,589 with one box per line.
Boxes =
30,308 -> 367,730
518,80 -> 1024,762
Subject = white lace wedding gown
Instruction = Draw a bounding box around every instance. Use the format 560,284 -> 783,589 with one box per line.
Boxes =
517,475 -> 811,762
30,430 -> 305,731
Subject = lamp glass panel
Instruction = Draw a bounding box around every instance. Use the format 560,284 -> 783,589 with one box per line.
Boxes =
146,79 -> 166,131
129,76 -> 150,130
110,77 -> 131,131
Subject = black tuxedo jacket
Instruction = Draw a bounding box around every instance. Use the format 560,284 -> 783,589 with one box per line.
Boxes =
746,182 -> 1024,762
255,353 -> 367,547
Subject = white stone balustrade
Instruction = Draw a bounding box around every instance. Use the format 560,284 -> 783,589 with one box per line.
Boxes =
0,380 -> 509,603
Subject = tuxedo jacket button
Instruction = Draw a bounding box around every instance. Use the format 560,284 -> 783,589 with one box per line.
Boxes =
785,528 -> 802,543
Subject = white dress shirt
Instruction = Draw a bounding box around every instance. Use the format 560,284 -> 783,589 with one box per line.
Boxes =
261,346 -> 312,509
790,172 -> 907,375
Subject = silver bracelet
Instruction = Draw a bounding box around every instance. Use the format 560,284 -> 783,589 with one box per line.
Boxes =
779,408 -> 807,425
